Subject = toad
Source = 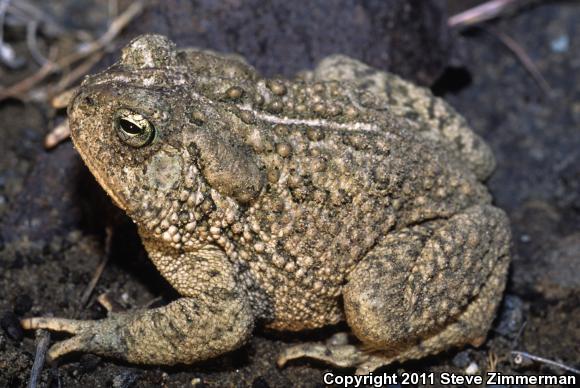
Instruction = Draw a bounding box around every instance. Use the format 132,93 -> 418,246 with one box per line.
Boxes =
22,35 -> 510,374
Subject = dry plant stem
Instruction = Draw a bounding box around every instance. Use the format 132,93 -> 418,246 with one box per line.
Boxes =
448,1 -> 550,95
144,296 -> 163,308
44,119 -> 70,150
487,351 -> 498,372
28,329 -> 50,388
512,351 -> 580,375
511,320 -> 527,348
486,28 -> 552,95
0,0 -> 145,100
26,19 -> 49,66
52,51 -> 104,95
50,87 -> 77,109
0,0 -> 14,68
72,0 -> 144,61
449,0 -> 522,28
0,46 -> 57,98
0,0 -> 10,44
97,292 -> 125,313
108,0 -> 119,24
79,254 -> 109,308
80,226 -> 114,308
9,0 -> 65,37
97,293 -> 114,312
44,56 -> 102,149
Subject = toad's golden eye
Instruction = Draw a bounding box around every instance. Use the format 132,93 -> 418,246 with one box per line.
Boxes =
114,108 -> 156,147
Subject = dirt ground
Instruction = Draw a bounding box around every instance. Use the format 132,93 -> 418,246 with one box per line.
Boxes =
1,1 -> 579,387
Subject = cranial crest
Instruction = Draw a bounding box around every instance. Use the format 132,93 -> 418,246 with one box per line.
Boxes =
121,34 -> 178,69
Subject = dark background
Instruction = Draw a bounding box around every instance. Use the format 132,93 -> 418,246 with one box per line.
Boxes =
1,1 -> 579,386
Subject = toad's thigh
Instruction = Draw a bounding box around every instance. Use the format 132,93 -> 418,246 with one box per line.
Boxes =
343,204 -> 510,353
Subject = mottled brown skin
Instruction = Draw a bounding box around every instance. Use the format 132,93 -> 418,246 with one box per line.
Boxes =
21,35 -> 511,373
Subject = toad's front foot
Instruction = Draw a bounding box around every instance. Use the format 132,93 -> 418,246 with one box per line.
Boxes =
21,316 -> 129,361
21,296 -> 255,365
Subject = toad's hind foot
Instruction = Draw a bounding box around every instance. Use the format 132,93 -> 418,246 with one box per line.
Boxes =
277,331 -> 491,375
277,333 -> 394,375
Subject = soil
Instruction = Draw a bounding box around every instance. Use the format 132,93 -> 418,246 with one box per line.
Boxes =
1,1 -> 579,387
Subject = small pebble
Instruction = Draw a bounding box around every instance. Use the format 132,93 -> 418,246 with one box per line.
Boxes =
495,294 -> 525,339
550,34 -> 569,53
452,350 -> 471,368
465,361 -> 479,375
121,292 -> 130,303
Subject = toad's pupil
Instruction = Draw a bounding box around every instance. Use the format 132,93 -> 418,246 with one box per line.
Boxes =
119,119 -> 142,135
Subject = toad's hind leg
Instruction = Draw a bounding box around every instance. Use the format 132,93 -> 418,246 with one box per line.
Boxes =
278,204 -> 510,374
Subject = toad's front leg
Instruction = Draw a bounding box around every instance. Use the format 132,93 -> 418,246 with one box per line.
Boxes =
21,292 -> 254,365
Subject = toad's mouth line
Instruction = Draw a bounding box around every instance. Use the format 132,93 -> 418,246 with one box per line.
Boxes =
71,134 -> 127,211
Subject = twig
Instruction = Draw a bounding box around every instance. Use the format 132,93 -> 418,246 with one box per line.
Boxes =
108,0 -> 119,26
52,51 -> 104,96
0,0 -> 10,44
486,28 -> 552,95
449,0 -> 523,29
9,0 -> 65,38
41,59 -> 108,149
97,292 -> 125,313
512,351 -> 580,375
0,0 -> 145,100
448,0 -> 552,96
26,19 -> 49,66
44,119 -> 70,150
28,329 -> 50,388
79,226 -> 113,308
487,351 -> 498,373
0,0 -> 24,69
50,87 -> 77,109
73,0 -> 144,60
1,46 -> 58,95
79,254 -> 109,308
144,296 -> 164,309
511,320 -> 527,349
